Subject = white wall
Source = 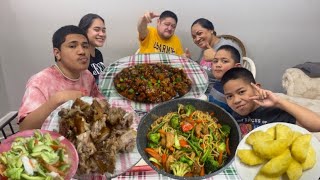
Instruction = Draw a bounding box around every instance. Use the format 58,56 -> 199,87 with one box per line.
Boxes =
1,0 -> 320,111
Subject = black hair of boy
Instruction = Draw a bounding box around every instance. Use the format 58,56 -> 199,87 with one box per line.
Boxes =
217,45 -> 241,64
52,25 -> 88,62
221,67 -> 256,86
159,10 -> 178,23
191,18 -> 216,35
78,13 -> 105,33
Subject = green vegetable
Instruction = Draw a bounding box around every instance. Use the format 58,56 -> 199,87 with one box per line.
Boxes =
21,173 -> 46,180
200,148 -> 211,163
27,139 -> 35,152
148,133 -> 161,144
170,162 -> 191,176
173,132 -> 181,150
0,130 -> 69,179
180,147 -> 193,153
209,127 -> 217,141
220,124 -> 231,137
179,156 -> 193,166
12,145 -> 27,154
41,151 -> 59,165
170,114 -> 180,129
58,164 -> 70,172
6,168 -> 23,179
186,139 -> 201,156
184,104 -> 196,116
32,145 -> 53,153
175,77 -> 182,82
218,142 -> 226,153
147,142 -> 158,148
128,88 -> 135,94
204,156 -> 219,174
149,157 -> 161,166
151,121 -> 166,134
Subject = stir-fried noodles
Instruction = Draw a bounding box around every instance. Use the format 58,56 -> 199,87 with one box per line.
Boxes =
145,104 -> 231,177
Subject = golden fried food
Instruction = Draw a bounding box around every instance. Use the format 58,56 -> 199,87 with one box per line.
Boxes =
265,126 -> 276,140
246,131 -> 274,145
286,159 -> 303,180
301,146 -> 316,170
291,131 -> 302,143
275,124 -> 293,145
291,134 -> 312,163
252,139 -> 289,159
237,124 -> 317,180
260,149 -> 292,177
254,172 -> 280,180
237,149 -> 266,166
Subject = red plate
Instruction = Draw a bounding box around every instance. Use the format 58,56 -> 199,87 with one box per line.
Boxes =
0,129 -> 78,180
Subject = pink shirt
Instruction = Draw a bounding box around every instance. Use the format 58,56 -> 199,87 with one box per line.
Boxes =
200,58 -> 212,71
18,65 -> 105,123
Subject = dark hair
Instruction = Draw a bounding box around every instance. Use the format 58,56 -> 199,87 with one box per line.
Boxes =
159,10 -> 178,23
221,67 -> 256,87
217,45 -> 241,64
52,25 -> 88,61
78,13 -> 104,33
191,18 -> 216,35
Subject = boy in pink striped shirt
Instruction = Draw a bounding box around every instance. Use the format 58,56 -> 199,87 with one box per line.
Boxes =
18,25 -> 105,130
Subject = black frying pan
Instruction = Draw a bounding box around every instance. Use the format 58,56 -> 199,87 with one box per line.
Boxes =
136,98 -> 241,179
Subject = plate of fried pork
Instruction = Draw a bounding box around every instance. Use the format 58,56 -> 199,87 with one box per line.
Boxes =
43,97 -> 140,178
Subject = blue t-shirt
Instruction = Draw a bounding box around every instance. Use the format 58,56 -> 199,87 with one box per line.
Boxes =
207,81 -> 232,113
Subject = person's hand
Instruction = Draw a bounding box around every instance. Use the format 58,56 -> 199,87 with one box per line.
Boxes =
249,83 -> 280,107
182,48 -> 191,59
143,11 -> 160,23
203,42 -> 216,61
51,90 -> 84,106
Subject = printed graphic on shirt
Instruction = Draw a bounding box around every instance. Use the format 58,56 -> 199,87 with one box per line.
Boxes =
153,42 -> 176,54
200,58 -> 212,71
237,117 -> 268,136
91,62 -> 105,76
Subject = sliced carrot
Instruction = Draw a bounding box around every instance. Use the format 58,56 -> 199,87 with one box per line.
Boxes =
158,129 -> 166,135
218,151 -> 223,166
0,164 -> 6,176
161,154 -> 167,169
226,137 -> 231,155
189,111 -> 197,119
50,144 -> 66,151
0,175 -> 8,180
200,166 -> 205,176
200,143 -> 205,149
144,148 -> 162,162
40,160 -> 65,176
179,139 -> 189,148
151,162 -> 161,170
195,119 -> 207,124
184,172 -> 193,177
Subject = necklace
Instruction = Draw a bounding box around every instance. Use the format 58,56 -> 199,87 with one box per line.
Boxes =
54,64 -> 81,81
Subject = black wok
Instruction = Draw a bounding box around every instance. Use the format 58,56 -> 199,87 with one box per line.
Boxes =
136,98 -> 241,179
